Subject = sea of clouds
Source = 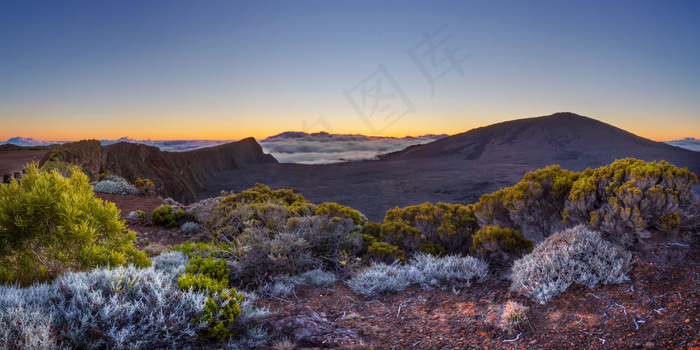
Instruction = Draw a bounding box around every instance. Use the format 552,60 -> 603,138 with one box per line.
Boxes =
664,137 -> 700,152
258,132 -> 448,164
5,135 -> 698,163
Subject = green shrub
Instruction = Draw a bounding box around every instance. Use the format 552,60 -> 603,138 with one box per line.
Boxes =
362,221 -> 382,238
367,242 -> 405,264
177,272 -> 228,294
175,253 -> 245,342
563,158 -> 698,247
0,162 -> 150,285
381,202 -> 477,256
196,290 -> 244,342
173,241 -> 233,259
470,225 -> 533,268
150,205 -> 179,228
475,165 -> 580,237
134,177 -> 156,196
314,202 -> 365,225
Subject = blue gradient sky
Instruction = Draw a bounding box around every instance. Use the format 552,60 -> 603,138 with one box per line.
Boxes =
1,1 -> 698,141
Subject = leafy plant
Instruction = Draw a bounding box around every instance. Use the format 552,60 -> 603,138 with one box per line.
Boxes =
150,205 -> 179,228
381,202 -> 478,256
367,241 -> 405,264
470,225 -> 533,269
475,165 -> 580,237
134,177 -> 156,196
563,158 -> 698,247
0,163 -> 150,285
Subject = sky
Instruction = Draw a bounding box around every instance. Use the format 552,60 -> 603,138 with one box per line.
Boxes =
1,1 -> 699,142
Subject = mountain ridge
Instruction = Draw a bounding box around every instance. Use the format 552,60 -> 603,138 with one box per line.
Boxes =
41,138 -> 277,203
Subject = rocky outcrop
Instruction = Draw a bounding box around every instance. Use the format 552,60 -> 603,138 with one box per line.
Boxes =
41,138 -> 277,204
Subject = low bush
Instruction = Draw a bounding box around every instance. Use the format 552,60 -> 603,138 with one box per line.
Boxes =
314,202 -> 366,225
150,205 -> 180,228
134,177 -> 156,196
173,241 -> 233,259
258,269 -> 338,298
93,175 -> 139,195
510,225 -> 633,304
0,259 -> 270,349
498,301 -> 529,335
366,241 -> 405,264
475,165 -> 580,237
381,202 -> 478,256
0,163 -> 149,285
128,210 -> 146,221
347,254 -> 489,296
470,225 -> 533,269
563,158 -> 698,247
182,221 -> 200,234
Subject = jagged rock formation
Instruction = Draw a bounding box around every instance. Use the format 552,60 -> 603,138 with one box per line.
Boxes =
40,138 -> 277,203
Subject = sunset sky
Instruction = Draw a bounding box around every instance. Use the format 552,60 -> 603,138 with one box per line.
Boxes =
1,1 -> 699,142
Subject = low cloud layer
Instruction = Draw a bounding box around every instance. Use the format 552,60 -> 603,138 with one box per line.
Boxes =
99,138 -> 233,152
259,132 -> 448,164
664,137 -> 700,152
2,133 -> 448,163
1,137 -> 233,152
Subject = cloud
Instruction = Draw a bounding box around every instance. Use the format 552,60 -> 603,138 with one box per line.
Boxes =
664,137 -> 700,152
2,133 -> 450,163
100,138 -> 233,152
259,131 -> 449,164
3,137 -> 53,146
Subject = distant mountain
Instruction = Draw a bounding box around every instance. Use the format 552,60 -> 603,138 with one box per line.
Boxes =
259,131 -> 448,164
202,112 -> 700,222
41,138 -> 277,203
665,137 -> 700,152
381,112 -> 700,175
4,137 -> 52,146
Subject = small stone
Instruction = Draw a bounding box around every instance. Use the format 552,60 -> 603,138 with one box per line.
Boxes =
644,342 -> 654,349
529,340 -> 537,345
685,319 -> 690,323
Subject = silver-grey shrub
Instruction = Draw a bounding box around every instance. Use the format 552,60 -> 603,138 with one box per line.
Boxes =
50,265 -> 208,349
510,225 -> 632,304
347,254 -> 489,297
258,269 -> 338,298
93,175 -> 138,195
181,221 -> 200,235
0,258 -> 270,349
152,250 -> 190,280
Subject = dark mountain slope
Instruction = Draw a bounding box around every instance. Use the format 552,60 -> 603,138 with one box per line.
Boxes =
42,138 -> 277,203
381,112 -> 700,175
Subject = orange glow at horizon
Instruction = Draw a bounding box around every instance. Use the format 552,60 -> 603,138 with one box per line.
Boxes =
0,111 -> 695,143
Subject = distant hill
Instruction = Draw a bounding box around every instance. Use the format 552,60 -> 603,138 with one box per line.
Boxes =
381,112 -> 700,176
41,138 -> 277,203
202,112 -> 700,222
